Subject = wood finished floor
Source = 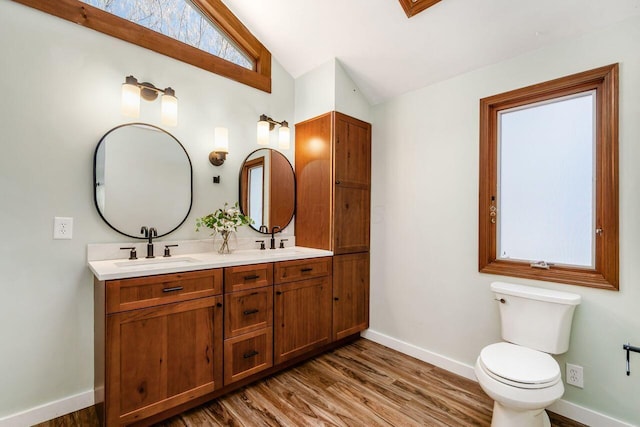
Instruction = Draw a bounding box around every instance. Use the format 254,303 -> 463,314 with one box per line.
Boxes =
35,339 -> 586,427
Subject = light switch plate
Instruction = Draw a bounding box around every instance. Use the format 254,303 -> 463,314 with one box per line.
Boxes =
54,217 -> 73,240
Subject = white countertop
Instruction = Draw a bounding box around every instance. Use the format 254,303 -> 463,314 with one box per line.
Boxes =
88,246 -> 333,281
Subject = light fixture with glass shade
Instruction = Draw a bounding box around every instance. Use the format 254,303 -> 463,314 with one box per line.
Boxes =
278,121 -> 290,149
120,75 -> 178,126
257,114 -> 290,149
161,88 -> 178,127
209,127 -> 229,166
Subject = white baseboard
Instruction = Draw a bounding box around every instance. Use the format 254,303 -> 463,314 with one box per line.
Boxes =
361,329 -> 634,427
0,390 -> 94,427
547,399 -> 636,427
360,329 -> 477,380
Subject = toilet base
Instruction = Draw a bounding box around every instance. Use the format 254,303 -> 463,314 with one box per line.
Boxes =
491,401 -> 551,427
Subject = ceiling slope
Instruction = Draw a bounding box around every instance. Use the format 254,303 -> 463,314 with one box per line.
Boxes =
224,0 -> 640,104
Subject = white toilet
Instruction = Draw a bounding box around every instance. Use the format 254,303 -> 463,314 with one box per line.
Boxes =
475,282 -> 581,427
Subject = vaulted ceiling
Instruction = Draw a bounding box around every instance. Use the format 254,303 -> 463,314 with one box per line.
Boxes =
223,0 -> 640,104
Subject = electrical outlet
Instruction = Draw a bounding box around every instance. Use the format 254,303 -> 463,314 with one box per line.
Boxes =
53,217 -> 73,240
566,363 -> 584,388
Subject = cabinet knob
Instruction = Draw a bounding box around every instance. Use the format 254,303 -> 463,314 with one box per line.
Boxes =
335,180 -> 341,185
216,302 -> 223,308
334,297 -> 340,301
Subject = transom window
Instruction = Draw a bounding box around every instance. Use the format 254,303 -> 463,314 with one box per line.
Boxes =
479,64 -> 619,290
13,0 -> 271,92
81,0 -> 253,70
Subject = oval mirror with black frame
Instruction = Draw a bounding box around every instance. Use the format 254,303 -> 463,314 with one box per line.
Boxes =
93,123 -> 193,239
239,148 -> 295,234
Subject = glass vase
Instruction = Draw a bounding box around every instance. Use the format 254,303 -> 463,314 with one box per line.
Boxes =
217,230 -> 233,254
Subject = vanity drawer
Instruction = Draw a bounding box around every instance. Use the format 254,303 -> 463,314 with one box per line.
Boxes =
224,287 -> 273,338
106,269 -> 223,314
224,328 -> 273,385
224,263 -> 273,293
274,257 -> 332,284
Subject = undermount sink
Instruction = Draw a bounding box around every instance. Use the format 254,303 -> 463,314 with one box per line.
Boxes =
114,256 -> 199,268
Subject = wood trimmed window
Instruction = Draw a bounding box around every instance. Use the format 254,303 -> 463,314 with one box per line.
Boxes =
479,64 -> 619,290
11,0 -> 272,92
398,0 -> 442,18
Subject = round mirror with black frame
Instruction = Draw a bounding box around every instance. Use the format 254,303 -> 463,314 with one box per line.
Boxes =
93,123 -> 193,239
239,148 -> 295,234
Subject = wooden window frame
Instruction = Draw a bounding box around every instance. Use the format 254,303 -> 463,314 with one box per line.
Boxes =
479,64 -> 619,290
398,0 -> 442,18
12,0 -> 271,92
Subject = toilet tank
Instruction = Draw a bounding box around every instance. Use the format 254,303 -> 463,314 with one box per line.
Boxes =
491,282 -> 581,354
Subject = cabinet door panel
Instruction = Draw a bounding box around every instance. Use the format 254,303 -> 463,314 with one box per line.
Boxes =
334,113 -> 371,187
333,253 -> 370,340
107,296 -> 222,425
334,186 -> 370,254
274,277 -> 332,364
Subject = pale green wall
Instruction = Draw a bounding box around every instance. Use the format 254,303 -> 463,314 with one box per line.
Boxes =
370,15 -> 640,425
0,1 -> 294,418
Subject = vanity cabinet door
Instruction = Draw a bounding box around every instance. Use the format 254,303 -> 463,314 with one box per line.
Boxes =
273,276 -> 332,364
333,253 -> 370,340
334,112 -> 371,188
333,185 -> 370,254
106,296 -> 223,426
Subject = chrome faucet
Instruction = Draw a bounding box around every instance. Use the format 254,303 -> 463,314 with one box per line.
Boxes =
270,226 -> 281,249
140,226 -> 158,258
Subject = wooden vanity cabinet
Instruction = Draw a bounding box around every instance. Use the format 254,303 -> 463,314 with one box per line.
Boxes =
295,111 -> 371,340
273,257 -> 333,364
95,269 -> 224,427
223,263 -> 274,385
295,111 -> 371,254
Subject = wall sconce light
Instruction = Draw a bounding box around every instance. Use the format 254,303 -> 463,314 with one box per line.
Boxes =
257,114 -> 290,149
121,75 -> 178,126
209,127 -> 229,166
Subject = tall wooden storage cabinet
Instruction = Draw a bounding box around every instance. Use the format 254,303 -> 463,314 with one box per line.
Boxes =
295,111 -> 371,341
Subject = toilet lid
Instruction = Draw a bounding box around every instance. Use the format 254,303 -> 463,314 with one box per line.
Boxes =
480,343 -> 560,389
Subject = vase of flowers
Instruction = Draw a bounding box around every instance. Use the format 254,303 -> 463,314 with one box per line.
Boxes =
195,202 -> 253,254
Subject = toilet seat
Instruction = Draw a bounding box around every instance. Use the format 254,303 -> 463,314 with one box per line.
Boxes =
479,342 -> 560,389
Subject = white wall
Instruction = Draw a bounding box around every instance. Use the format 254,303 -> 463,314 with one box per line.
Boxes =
334,60 -> 372,123
370,15 -> 640,425
294,59 -> 335,123
0,1 -> 294,420
295,58 -> 371,124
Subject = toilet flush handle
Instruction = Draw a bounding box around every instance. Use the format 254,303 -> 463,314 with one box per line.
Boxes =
494,298 -> 506,304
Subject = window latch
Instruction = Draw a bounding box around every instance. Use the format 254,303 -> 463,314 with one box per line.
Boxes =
530,260 -> 553,269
